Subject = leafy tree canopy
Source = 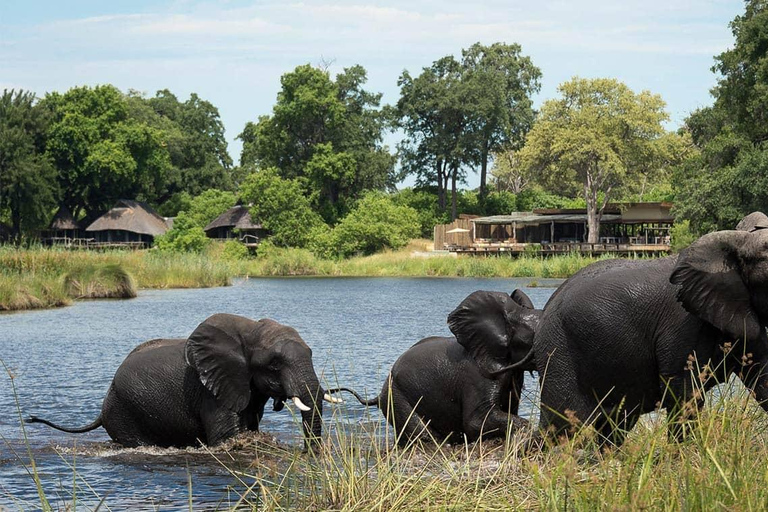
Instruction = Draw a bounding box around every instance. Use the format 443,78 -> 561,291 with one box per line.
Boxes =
239,167 -> 326,248
674,0 -> 768,232
43,85 -> 172,221
519,77 -> 676,242
0,89 -> 57,240
239,64 -> 395,224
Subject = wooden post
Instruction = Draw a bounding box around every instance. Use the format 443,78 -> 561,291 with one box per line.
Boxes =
513,222 -> 516,241
550,221 -> 555,243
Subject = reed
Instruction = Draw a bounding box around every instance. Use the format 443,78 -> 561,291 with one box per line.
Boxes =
226,380 -> 768,510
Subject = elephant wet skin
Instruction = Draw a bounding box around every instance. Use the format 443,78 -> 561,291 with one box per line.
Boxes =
28,314 -> 339,448
334,289 -> 540,446
535,226 -> 768,447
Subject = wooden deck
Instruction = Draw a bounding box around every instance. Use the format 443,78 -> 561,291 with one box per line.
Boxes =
448,242 -> 671,256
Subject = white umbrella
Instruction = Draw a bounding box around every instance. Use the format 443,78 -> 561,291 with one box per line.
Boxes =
445,227 -> 470,234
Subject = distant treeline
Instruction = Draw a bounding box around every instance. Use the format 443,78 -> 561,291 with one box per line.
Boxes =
2,1 -> 768,252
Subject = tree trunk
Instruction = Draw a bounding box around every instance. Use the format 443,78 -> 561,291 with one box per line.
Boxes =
584,173 -> 599,243
479,139 -> 489,199
451,163 -> 458,221
436,158 -> 445,211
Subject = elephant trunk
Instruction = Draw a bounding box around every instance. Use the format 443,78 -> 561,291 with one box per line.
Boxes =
286,365 -> 323,450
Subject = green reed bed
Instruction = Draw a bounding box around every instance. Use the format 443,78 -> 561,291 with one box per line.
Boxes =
0,247 -> 233,311
226,382 -> 768,510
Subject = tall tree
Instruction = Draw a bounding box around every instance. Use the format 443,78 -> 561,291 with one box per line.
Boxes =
145,89 -> 234,197
674,0 -> 768,232
43,85 -> 171,221
461,43 -> 541,199
520,77 -> 670,243
396,56 -> 468,219
0,90 -> 57,240
239,64 -> 395,223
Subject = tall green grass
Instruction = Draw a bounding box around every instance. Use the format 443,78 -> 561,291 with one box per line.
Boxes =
0,246 -> 233,311
226,381 -> 768,510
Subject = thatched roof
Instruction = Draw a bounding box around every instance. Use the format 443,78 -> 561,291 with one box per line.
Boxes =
50,206 -> 80,230
85,200 -> 170,236
204,206 -> 263,232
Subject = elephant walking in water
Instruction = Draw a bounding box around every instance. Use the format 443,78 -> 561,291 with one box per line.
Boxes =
334,289 -> 540,446
28,314 -> 341,448
535,217 -> 768,446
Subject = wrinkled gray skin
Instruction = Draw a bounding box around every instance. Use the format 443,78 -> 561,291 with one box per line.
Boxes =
27,314 -> 325,449
334,289 -> 540,446
535,222 -> 768,446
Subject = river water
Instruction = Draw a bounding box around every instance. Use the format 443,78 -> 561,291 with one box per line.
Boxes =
0,277 -> 558,509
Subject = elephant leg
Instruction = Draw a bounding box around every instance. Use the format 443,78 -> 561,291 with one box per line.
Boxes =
538,390 -> 598,442
593,408 -> 640,448
201,394 -> 243,446
382,386 -> 434,447
662,375 -> 703,442
464,407 -> 529,442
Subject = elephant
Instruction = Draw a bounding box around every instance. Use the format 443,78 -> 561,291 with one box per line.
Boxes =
27,314 -> 341,448
332,289 -> 540,446
534,218 -> 768,446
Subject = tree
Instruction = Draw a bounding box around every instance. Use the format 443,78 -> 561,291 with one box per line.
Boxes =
239,167 -> 326,248
490,149 -> 534,194
0,90 -> 57,240
519,77 -> 670,243
141,89 -> 234,197
461,43 -> 541,199
318,192 -> 420,258
396,56 -> 468,220
43,85 -> 171,221
155,189 -> 236,252
239,65 -> 395,223
673,1 -> 768,232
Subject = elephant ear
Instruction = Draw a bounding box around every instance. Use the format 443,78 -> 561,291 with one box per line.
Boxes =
670,230 -> 762,342
185,313 -> 255,412
448,291 -> 512,375
735,212 -> 768,232
510,288 -> 535,309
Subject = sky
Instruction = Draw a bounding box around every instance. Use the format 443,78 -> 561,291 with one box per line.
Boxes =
0,0 -> 742,188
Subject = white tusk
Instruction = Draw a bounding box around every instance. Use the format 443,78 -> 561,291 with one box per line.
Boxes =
292,396 -> 311,412
324,393 -> 343,404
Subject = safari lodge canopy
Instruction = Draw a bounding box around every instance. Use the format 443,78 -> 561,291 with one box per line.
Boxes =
204,205 -> 269,247
85,200 -> 172,248
439,202 -> 674,256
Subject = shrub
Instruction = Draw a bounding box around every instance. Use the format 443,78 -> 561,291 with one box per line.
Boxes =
320,192 -> 420,258
240,168 -> 327,248
670,219 -> 697,252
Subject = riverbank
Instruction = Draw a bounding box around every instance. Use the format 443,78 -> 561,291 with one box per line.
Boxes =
0,242 -> 608,311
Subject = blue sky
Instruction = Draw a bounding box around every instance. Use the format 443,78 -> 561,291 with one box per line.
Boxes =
1,0 -> 742,188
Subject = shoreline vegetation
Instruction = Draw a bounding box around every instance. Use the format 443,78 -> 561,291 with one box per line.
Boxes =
0,240 -> 617,312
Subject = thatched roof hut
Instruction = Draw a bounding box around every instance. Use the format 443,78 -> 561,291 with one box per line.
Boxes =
49,205 -> 80,231
85,200 -> 171,247
204,205 -> 268,245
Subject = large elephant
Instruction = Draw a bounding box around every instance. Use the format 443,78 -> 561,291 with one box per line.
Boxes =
28,314 -> 339,448
334,289 -> 539,446
535,220 -> 768,446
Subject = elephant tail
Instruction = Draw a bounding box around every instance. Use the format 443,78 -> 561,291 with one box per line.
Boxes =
326,387 -> 379,407
26,415 -> 103,434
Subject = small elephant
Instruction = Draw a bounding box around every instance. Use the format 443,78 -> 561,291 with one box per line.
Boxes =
535,217 -> 768,446
333,289 -> 540,446
28,314 -> 340,448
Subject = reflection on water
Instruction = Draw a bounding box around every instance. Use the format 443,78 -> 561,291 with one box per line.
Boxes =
0,277 -> 558,507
